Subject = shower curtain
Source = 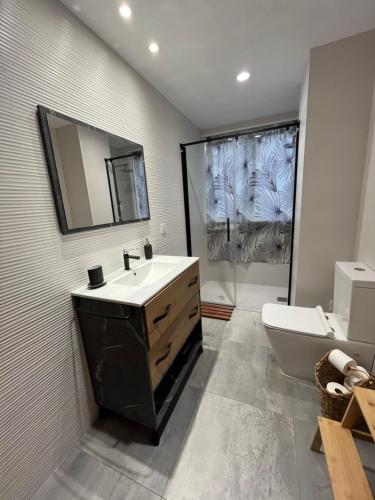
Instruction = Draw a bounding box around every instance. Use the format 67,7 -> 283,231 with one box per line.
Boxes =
205,126 -> 297,264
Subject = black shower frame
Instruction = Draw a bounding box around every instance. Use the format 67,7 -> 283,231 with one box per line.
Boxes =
180,119 -> 300,306
105,151 -> 144,223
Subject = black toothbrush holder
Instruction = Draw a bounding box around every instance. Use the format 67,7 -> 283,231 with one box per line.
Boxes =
87,265 -> 106,289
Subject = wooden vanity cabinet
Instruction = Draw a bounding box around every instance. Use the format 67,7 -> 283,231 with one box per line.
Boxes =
73,261 -> 202,445
144,262 -> 200,347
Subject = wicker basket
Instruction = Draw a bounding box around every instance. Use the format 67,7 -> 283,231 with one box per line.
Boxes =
315,350 -> 375,422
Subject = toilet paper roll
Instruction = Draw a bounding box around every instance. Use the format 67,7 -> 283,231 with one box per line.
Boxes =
344,375 -> 359,390
351,365 -> 370,380
344,379 -> 352,392
326,382 -> 350,396
344,366 -> 369,389
328,349 -> 357,375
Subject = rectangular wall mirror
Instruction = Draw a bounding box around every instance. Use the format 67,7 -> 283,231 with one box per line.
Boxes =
37,105 -> 150,234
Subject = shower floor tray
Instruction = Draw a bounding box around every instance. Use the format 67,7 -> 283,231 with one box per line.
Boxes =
200,281 -> 288,311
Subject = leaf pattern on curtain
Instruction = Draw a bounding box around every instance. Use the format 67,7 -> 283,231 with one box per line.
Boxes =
206,127 -> 297,264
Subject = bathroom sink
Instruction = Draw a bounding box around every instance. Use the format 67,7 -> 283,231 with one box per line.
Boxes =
113,261 -> 177,287
72,255 -> 198,307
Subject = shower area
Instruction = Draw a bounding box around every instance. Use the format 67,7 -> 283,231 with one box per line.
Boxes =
181,122 -> 299,311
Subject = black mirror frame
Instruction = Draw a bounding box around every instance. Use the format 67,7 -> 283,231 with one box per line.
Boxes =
37,105 -> 151,234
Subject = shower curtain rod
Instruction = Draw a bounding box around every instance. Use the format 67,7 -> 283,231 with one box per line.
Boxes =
180,119 -> 300,148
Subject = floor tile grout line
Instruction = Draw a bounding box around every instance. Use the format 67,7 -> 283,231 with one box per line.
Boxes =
206,310 -> 321,498
216,318 -> 227,349
73,323 -> 217,500
202,317 -> 227,346
200,350 -> 319,424
35,309 -> 316,500
161,387 -> 205,500
202,381 -> 319,422
201,311 -> 297,420
201,386 -> 295,422
236,306 -> 262,314
77,444 -> 163,498
290,413 -> 303,500
32,444 -> 85,499
77,388 -> 205,500
107,466 -> 125,500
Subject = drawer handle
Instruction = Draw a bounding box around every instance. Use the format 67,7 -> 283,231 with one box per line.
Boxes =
188,306 -> 199,319
188,276 -> 198,288
153,304 -> 171,325
155,342 -> 172,366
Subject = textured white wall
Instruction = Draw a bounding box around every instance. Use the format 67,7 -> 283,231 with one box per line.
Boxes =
0,0 -> 199,497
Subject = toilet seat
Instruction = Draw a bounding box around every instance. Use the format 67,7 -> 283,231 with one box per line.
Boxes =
262,303 -> 334,338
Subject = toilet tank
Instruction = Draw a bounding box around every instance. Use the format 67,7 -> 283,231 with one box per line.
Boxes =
333,262 -> 375,344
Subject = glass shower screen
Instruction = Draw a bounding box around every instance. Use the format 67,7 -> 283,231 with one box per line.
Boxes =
186,142 -> 237,307
184,125 -> 298,311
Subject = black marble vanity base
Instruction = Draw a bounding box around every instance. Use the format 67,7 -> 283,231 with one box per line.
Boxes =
99,325 -> 202,446
152,332 -> 203,445
96,327 -> 202,446
74,295 -> 203,446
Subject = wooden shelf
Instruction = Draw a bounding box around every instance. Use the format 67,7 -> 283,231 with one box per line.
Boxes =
318,417 -> 373,500
353,387 -> 375,442
312,387 -> 375,500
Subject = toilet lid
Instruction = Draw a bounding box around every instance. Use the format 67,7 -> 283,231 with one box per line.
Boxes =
262,303 -> 334,337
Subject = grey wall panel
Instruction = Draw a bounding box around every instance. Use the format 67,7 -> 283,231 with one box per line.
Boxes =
293,30 -> 375,308
0,0 -> 199,497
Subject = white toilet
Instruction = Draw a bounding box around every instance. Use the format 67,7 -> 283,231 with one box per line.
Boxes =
262,262 -> 375,381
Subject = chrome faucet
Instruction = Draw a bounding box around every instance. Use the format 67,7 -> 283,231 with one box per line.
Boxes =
123,249 -> 140,270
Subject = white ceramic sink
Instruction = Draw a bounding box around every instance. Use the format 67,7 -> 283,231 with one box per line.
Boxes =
71,255 -> 199,307
113,261 -> 176,287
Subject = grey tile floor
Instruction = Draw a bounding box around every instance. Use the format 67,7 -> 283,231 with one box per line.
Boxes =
34,309 -> 375,500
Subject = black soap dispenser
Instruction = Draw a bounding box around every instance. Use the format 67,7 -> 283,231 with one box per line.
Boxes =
144,238 -> 153,260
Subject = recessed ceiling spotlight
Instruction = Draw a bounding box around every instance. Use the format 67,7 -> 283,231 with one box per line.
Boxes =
254,133 -> 262,138
236,71 -> 250,82
119,4 -> 132,19
148,42 -> 159,54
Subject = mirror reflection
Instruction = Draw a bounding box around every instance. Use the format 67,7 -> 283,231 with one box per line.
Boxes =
44,110 -> 150,232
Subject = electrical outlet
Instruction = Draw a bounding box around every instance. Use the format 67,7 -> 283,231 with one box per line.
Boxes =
160,223 -> 167,235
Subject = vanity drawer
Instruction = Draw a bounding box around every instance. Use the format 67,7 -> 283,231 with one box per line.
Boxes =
144,261 -> 200,348
149,293 -> 200,389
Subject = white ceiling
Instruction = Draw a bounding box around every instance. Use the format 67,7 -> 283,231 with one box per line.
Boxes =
60,0 -> 375,130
